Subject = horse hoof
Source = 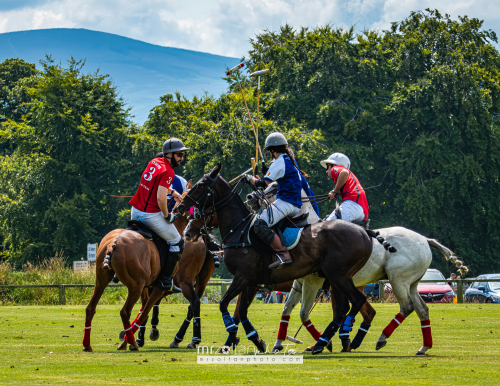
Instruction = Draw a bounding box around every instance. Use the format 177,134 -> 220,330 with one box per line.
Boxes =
170,340 -> 180,348
186,342 -> 197,349
136,338 -> 145,348
304,345 -> 313,352
82,346 -> 93,352
217,345 -> 231,354
311,344 -> 324,355
340,339 -> 350,353
272,344 -> 284,353
118,330 -> 125,342
347,345 -> 353,352
129,343 -> 139,351
375,340 -> 387,351
150,327 -> 159,341
328,339 -> 335,352
254,339 -> 266,353
117,341 -> 128,351
416,346 -> 430,355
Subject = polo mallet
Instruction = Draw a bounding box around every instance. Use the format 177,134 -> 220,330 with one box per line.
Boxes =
286,290 -> 325,342
251,158 -> 256,175
250,69 -> 270,166
229,167 -> 254,184
226,63 -> 264,160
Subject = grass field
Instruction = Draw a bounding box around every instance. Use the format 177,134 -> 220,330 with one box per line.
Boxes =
0,303 -> 498,385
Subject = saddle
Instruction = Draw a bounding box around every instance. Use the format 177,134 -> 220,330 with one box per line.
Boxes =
126,220 -> 170,265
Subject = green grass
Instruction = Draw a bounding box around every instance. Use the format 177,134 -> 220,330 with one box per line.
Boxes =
0,303 -> 498,385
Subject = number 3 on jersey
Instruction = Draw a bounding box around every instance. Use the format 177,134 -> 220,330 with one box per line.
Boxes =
144,167 -> 155,181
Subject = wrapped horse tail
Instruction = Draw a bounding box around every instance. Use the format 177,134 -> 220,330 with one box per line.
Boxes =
366,230 -> 397,253
102,238 -> 117,270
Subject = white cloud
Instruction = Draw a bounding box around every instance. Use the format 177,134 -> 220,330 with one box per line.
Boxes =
0,0 -> 499,57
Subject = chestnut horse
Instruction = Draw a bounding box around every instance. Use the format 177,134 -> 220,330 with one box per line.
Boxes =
83,183 -> 219,351
178,164 -> 373,354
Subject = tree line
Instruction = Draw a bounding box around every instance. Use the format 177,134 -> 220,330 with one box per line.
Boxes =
1,9 -> 499,277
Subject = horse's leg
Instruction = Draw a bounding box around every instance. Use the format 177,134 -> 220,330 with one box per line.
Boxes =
239,287 -> 266,353
149,298 -> 161,341
273,279 -> 303,353
409,282 -> 432,355
311,285 -> 350,355
177,282 -> 200,349
334,280 -> 369,352
117,283 -> 144,352
83,269 -> 112,352
348,288 -> 376,351
298,276 -> 329,351
136,288 -> 151,347
170,302 -> 193,348
223,292 -> 242,349
187,271 -> 215,349
219,276 -> 248,350
376,280 -> 414,351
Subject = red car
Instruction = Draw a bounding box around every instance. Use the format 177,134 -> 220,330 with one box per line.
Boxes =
417,268 -> 455,303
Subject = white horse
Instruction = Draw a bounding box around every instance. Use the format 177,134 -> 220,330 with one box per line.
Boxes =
247,183 -> 466,355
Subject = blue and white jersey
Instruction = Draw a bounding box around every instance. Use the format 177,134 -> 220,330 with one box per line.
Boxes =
263,154 -> 303,207
167,175 -> 188,212
301,176 -> 320,216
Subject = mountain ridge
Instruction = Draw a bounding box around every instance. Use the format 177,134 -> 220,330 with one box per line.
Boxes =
0,28 -> 238,123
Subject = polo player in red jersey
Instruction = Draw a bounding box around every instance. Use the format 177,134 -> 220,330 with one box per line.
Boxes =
128,138 -> 188,292
320,153 -> 369,224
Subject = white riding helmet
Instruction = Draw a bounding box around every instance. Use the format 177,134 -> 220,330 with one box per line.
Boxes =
320,153 -> 351,169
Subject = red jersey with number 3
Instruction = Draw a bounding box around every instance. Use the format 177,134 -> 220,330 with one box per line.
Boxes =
129,157 -> 175,213
330,165 -> 369,221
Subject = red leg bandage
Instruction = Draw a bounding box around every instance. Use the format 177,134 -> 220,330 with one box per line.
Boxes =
82,322 -> 91,347
277,315 -> 290,340
304,319 -> 321,341
382,313 -> 406,338
131,319 -> 143,334
123,322 -> 135,344
420,319 -> 432,348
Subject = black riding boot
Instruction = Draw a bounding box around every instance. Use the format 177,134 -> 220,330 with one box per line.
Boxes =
158,239 -> 184,293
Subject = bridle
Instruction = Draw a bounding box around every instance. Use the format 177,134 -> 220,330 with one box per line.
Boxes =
182,174 -> 247,240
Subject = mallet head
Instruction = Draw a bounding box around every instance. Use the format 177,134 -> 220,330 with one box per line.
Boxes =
226,63 -> 245,76
250,69 -> 270,77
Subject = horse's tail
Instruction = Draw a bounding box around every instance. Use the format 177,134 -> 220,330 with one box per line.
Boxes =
102,237 -> 118,270
366,230 -> 397,253
427,238 -> 469,275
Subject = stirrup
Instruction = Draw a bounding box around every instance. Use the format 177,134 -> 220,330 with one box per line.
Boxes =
268,254 -> 292,270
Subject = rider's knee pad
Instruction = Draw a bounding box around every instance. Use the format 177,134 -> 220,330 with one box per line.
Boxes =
253,219 -> 275,245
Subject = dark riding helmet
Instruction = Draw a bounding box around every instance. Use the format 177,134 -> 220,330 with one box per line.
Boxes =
163,138 -> 189,154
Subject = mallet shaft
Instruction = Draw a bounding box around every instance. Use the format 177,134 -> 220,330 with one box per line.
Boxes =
229,167 -> 254,184
250,69 -> 270,77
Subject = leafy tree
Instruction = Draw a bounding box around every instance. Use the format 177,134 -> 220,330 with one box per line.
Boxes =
0,58 -> 38,123
0,58 -> 142,265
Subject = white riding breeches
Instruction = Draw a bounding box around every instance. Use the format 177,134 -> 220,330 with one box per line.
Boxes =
326,200 -> 365,223
131,207 -> 182,245
258,198 -> 300,227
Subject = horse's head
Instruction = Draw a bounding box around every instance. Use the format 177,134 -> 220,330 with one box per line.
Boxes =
245,182 -> 278,212
184,210 -> 219,242
177,163 -> 222,215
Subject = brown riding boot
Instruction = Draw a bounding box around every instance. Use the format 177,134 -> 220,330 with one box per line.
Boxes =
268,234 -> 292,269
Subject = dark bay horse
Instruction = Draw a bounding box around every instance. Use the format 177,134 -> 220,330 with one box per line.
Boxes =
184,201 -> 374,353
177,164 -> 373,353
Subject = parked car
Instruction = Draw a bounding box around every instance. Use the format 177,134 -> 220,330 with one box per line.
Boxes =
465,274 -> 500,303
364,283 -> 379,298
418,268 -> 455,303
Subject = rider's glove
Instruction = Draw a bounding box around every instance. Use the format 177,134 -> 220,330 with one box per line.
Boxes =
243,174 -> 253,183
165,213 -> 177,223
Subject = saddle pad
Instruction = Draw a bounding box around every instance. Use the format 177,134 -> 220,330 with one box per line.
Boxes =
283,227 -> 303,250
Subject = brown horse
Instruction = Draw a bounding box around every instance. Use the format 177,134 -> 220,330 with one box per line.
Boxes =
83,183 -> 219,352
178,164 -> 373,354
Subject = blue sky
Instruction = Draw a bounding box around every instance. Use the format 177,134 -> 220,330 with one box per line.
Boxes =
1,0 -> 499,57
